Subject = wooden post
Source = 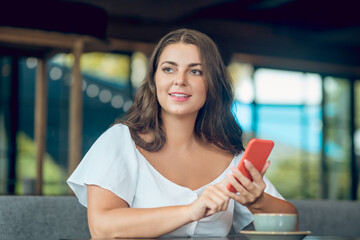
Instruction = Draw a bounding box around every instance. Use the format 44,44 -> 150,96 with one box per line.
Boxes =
34,58 -> 47,195
68,40 -> 84,179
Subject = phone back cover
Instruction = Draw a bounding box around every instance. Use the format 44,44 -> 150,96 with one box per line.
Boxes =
240,139 -> 274,180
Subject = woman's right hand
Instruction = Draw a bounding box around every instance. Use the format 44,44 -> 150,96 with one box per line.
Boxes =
187,180 -> 230,222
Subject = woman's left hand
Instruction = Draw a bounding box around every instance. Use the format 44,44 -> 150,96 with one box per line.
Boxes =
225,160 -> 270,209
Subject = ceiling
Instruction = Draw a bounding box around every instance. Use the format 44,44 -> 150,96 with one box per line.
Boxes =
72,0 -> 360,44
1,0 -> 360,76
63,0 -> 360,75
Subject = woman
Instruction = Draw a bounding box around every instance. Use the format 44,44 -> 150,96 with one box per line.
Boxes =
67,28 -> 297,238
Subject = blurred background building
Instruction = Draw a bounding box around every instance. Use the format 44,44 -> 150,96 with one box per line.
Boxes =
0,0 -> 359,200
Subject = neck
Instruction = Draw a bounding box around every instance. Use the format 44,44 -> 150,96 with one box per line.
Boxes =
161,112 -> 199,150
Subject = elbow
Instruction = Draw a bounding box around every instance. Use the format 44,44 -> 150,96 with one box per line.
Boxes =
89,221 -> 109,239
289,201 -> 298,215
89,218 -> 121,239
88,210 -> 123,238
89,224 -> 161,239
294,206 -> 299,215
89,223 -> 123,239
89,220 -> 147,239
282,199 -> 298,215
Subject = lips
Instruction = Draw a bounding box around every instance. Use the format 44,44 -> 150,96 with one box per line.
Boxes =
169,92 -> 191,101
169,93 -> 191,98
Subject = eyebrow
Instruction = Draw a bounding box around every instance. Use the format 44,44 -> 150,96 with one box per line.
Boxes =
160,61 -> 202,67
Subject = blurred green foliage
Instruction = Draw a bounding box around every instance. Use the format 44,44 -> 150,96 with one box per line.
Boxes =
52,52 -> 130,84
16,132 -> 68,195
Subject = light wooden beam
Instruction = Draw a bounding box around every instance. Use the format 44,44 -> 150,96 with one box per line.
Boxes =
108,38 -> 155,55
68,40 -> 84,179
0,27 -> 108,52
34,58 -> 47,195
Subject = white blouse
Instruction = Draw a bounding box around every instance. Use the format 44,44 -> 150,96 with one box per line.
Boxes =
67,124 -> 284,237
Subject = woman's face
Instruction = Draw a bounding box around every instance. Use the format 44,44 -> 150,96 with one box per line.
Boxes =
154,42 -> 207,119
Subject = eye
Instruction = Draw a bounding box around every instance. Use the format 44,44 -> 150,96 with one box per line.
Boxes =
162,67 -> 174,73
191,69 -> 202,76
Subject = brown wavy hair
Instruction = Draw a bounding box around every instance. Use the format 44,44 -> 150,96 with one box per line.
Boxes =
117,28 -> 244,155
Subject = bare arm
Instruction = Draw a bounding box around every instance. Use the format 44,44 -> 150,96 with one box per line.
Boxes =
87,185 -> 190,238
246,192 -> 297,214
87,181 -> 229,238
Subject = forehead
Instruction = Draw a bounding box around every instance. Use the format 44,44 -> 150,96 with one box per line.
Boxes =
158,43 -> 201,64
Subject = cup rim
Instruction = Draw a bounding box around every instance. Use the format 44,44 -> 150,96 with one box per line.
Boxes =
253,213 -> 297,216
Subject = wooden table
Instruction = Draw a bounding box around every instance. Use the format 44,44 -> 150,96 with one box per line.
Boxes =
62,236 -> 360,240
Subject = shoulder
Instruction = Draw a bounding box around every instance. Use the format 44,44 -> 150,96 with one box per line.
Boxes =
76,123 -> 139,173
104,123 -> 129,135
67,123 -> 140,207
83,123 -> 134,157
97,123 -> 132,142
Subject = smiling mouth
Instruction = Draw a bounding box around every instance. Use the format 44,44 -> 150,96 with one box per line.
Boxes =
169,93 -> 191,98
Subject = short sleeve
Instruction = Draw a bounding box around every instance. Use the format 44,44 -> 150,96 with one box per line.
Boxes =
67,124 -> 139,207
232,176 -> 284,233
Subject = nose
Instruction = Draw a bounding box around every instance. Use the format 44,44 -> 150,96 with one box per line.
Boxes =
174,71 -> 187,86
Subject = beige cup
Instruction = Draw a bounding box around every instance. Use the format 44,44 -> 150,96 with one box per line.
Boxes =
253,213 -> 297,232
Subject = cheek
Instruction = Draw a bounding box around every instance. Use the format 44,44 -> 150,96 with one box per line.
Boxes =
154,74 -> 162,93
199,81 -> 208,100
154,77 -> 167,103
156,79 -> 172,96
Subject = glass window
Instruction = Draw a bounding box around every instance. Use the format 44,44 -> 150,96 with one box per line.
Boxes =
0,57 -> 12,194
354,80 -> 360,199
52,53 -> 131,86
323,77 -> 351,199
131,52 -> 148,89
254,69 -> 305,104
229,65 -> 323,199
228,62 -> 254,103
2,53 -> 357,200
1,51 -> 140,195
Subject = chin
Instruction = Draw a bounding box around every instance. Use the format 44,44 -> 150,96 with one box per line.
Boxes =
163,109 -> 199,118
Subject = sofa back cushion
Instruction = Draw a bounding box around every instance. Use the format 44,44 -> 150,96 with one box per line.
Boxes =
1,196 -> 359,238
290,199 -> 360,236
0,196 -> 90,240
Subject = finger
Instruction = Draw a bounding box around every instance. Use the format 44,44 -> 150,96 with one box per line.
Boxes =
215,187 -> 230,202
214,182 -> 231,199
213,186 -> 230,211
227,171 -> 261,202
209,191 -> 227,208
229,187 -> 259,206
204,199 -> 219,216
222,196 -> 230,211
223,181 -> 249,204
244,160 -> 263,183
226,173 -> 247,193
226,191 -> 247,205
260,161 -> 271,175
230,166 -> 252,187
229,163 -> 262,199
217,177 -> 230,191
207,187 -> 229,210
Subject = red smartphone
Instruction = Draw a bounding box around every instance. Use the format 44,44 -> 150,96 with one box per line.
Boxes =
226,138 -> 274,192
